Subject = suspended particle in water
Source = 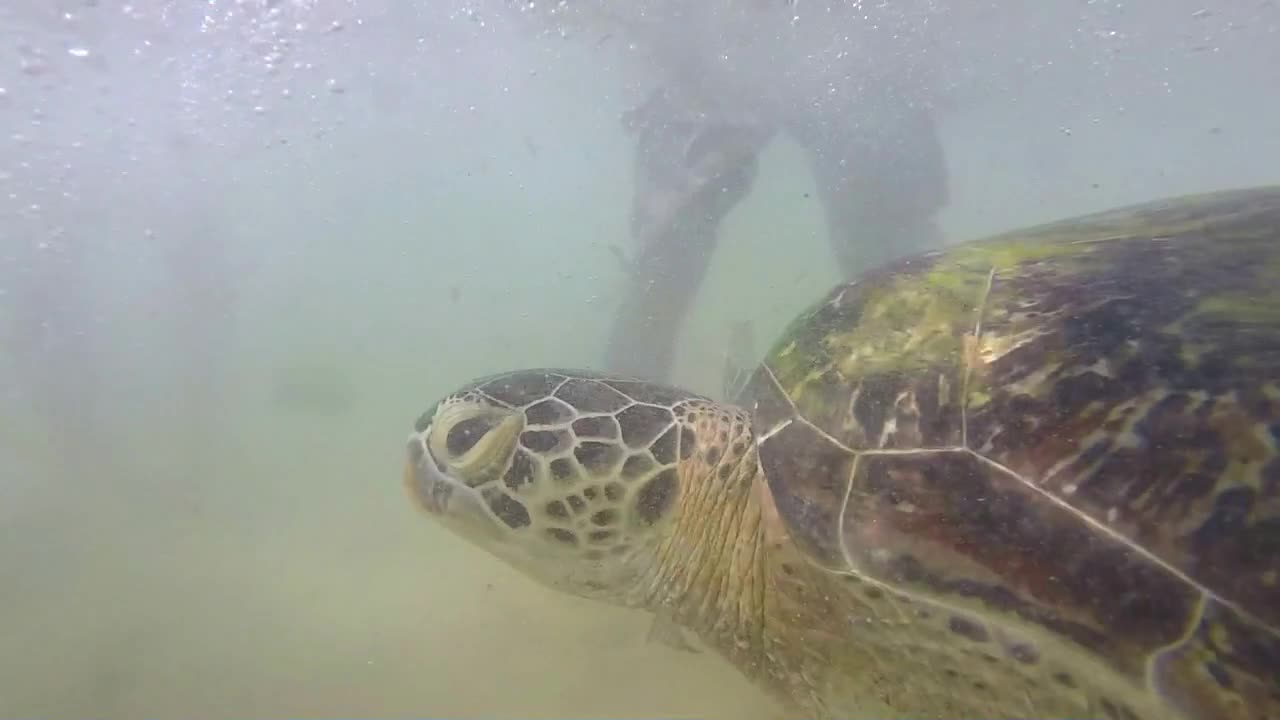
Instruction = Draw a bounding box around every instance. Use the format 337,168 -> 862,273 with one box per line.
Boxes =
19,55 -> 47,76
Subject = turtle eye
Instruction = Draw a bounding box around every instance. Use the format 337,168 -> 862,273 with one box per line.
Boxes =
445,415 -> 504,458
426,402 -> 525,487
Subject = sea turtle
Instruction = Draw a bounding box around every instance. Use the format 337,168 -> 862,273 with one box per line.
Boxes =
402,186 -> 1280,720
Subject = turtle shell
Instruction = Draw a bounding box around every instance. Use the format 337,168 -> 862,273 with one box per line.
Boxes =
741,186 -> 1280,717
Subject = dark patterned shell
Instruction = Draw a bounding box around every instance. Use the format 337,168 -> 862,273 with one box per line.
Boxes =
742,186 -> 1280,715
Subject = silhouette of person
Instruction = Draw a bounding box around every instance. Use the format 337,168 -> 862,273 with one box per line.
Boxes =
597,2 -> 949,382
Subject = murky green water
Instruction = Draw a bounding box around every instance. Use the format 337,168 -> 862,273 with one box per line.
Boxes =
2,2 -> 1279,719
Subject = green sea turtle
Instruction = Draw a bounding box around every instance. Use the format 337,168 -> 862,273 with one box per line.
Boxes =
403,186 -> 1280,720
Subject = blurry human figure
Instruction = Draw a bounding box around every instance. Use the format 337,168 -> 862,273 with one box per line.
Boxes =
590,2 -> 949,382
604,86 -> 947,381
603,84 -> 775,382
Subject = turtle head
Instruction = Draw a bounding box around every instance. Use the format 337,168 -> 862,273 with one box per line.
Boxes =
404,369 -> 757,605
404,369 -> 698,602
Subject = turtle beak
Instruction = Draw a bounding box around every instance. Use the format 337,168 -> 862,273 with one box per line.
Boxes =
404,432 -> 454,515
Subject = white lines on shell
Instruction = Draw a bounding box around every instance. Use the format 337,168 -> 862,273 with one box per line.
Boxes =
836,454 -> 860,574
550,374 -> 573,399
798,415 -> 858,455
762,364 -> 801,418
757,418 -> 793,444
477,391 -> 515,409
858,446 -> 966,457
758,359 -> 866,455
964,447 -> 1280,637
961,266 -> 997,449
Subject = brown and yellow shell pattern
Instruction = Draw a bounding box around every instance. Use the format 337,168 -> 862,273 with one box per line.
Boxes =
742,186 -> 1280,719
